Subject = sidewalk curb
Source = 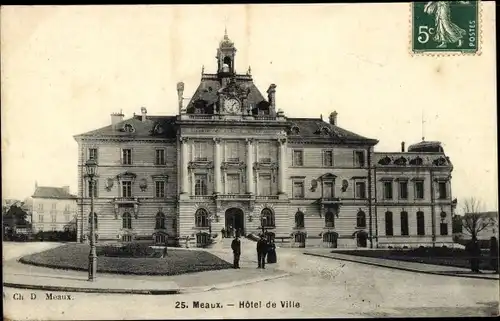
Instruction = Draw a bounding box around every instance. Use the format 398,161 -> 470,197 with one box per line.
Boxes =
2,282 -> 180,295
179,272 -> 291,294
303,252 -> 500,281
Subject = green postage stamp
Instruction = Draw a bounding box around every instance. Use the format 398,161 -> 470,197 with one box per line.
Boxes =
412,1 -> 479,54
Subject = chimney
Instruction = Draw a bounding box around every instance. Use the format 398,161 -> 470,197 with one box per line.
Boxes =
177,82 -> 185,113
401,141 -> 405,152
62,186 -> 70,194
111,111 -> 124,126
329,111 -> 338,126
140,107 -> 147,122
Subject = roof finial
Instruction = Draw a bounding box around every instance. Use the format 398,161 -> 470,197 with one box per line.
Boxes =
201,65 -> 205,75
247,65 -> 252,75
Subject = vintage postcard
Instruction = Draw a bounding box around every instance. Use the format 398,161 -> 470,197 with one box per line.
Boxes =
1,3 -> 498,320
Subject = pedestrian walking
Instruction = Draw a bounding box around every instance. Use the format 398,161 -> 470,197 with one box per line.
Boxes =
467,239 -> 481,273
257,234 -> 268,269
490,236 -> 499,273
231,235 -> 241,269
267,239 -> 277,264
221,228 -> 226,239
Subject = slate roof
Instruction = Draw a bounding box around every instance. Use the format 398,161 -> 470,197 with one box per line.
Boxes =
287,118 -> 378,144
32,187 -> 77,199
74,116 -> 177,139
408,141 -> 444,153
186,74 -> 268,111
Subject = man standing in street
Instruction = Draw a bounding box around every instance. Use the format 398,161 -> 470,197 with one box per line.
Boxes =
231,234 -> 241,269
257,234 -> 268,269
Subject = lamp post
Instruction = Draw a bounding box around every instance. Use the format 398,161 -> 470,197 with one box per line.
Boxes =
85,159 -> 98,282
261,217 -> 266,235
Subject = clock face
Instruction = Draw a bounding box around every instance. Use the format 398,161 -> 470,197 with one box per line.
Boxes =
224,98 -> 240,114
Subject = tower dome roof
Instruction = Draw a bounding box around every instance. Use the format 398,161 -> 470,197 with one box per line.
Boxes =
219,28 -> 234,48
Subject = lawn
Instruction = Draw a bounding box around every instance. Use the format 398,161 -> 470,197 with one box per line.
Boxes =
19,243 -> 232,275
334,247 -> 498,271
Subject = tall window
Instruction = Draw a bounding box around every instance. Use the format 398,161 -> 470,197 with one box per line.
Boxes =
323,150 -> 333,167
52,203 -> 57,210
385,211 -> 393,236
122,149 -> 132,165
417,211 -> 425,235
400,211 -> 409,236
155,181 -> 165,198
155,212 -> 166,229
259,174 -> 272,196
226,141 -> 239,162
195,209 -> 209,227
261,208 -> 275,227
122,181 -> 132,198
356,211 -> 366,228
258,142 -> 272,163
122,212 -> 132,229
88,180 -> 98,198
155,149 -> 166,165
383,181 -> 393,199
227,174 -> 240,194
194,141 -> 207,161
38,203 -> 44,211
355,151 -> 365,167
415,181 -> 424,199
438,182 -> 447,199
293,150 -> 304,166
38,215 -> 44,223
51,214 -> 56,223
323,182 -> 334,198
295,211 -> 305,228
325,211 -> 335,228
440,222 -> 448,235
64,214 -> 70,222
399,181 -> 408,199
355,182 -> 366,199
293,181 -> 305,198
194,174 -> 208,195
88,148 -> 98,162
88,212 -> 98,229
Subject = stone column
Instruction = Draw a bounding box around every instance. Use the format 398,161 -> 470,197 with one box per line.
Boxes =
213,138 -> 221,194
180,137 -> 189,194
278,138 -> 287,194
246,138 -> 254,194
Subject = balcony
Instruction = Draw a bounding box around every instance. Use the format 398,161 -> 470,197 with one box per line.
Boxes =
216,194 -> 254,201
112,197 -> 139,205
318,197 -> 342,212
190,195 -> 214,201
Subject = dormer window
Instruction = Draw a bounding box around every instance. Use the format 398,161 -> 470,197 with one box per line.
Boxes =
290,125 -> 300,135
122,123 -> 135,133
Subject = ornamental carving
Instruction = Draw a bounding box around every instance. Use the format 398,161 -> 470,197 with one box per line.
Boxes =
221,161 -> 246,170
253,161 -> 278,171
433,157 -> 448,166
121,123 -> 135,133
409,157 -> 423,166
341,179 -> 349,192
139,178 -> 148,192
105,178 -> 114,192
117,171 -> 137,181
310,179 -> 318,192
188,161 -> 213,169
394,156 -> 407,166
378,156 -> 391,166
152,123 -> 164,135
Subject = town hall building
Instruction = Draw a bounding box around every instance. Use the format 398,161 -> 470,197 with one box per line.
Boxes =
74,31 -> 456,248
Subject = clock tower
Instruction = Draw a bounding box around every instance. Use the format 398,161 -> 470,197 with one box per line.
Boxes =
217,28 -> 237,80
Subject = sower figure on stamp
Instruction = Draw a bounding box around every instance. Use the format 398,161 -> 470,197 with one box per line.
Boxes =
424,1 -> 469,48
231,234 -> 241,269
257,234 -> 268,269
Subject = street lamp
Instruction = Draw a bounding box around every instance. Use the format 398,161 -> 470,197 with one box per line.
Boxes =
85,159 -> 98,282
261,216 -> 267,235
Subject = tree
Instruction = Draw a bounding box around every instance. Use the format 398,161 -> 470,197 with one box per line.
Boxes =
462,197 -> 495,241
452,214 -> 463,233
4,204 -> 29,227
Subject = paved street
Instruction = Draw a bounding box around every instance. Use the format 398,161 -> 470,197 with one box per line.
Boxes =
3,242 -> 499,319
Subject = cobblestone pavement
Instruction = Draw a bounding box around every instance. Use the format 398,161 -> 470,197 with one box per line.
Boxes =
3,242 -> 499,319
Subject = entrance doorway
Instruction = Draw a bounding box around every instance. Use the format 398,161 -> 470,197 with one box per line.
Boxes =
225,208 -> 245,237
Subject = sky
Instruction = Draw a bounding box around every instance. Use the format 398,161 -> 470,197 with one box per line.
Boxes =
1,4 -> 497,212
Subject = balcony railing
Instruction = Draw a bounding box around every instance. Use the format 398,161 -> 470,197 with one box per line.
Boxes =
216,194 -> 254,201
256,196 -> 279,200
113,197 -> 139,204
190,195 -> 213,201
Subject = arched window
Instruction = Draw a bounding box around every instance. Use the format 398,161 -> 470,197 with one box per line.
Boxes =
295,211 -> 305,228
195,209 -> 209,228
155,212 -> 166,229
325,211 -> 335,228
122,212 -> 132,229
88,212 -> 98,230
261,208 -> 275,227
356,211 -> 366,228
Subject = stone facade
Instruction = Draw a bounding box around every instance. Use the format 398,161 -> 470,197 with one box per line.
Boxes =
31,185 -> 78,233
73,32 -> 455,248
